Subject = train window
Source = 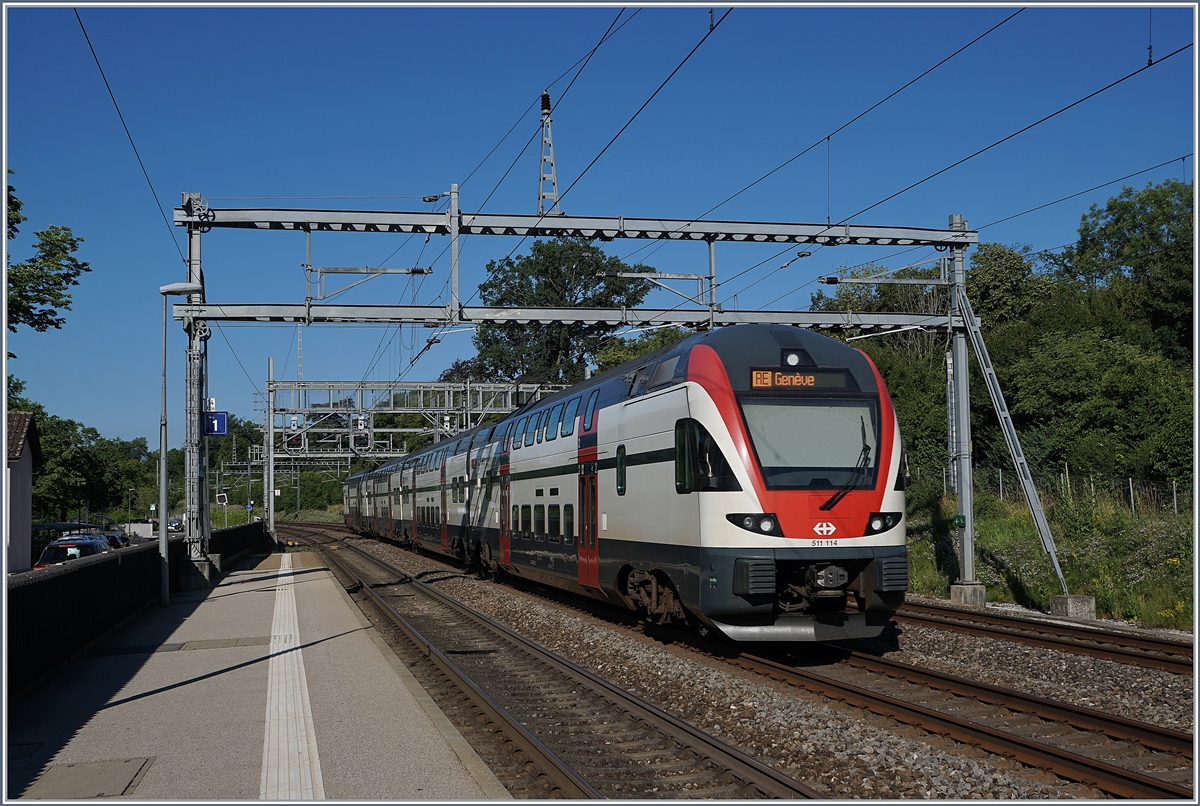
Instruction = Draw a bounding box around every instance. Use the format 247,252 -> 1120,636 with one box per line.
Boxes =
675,418 -> 743,493
513,417 -> 528,449
741,398 -> 879,490
520,505 -> 532,535
524,413 -> 540,447
560,397 -> 580,437
630,364 -> 654,397
534,505 -> 545,539
511,505 -> 519,534
544,403 -> 563,441
535,410 -> 547,444
648,356 -> 679,390
583,390 -> 600,431
616,445 -> 627,495
563,504 -> 574,544
548,504 -> 561,540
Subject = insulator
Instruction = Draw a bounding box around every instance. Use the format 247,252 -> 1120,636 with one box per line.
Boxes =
541,91 -> 551,115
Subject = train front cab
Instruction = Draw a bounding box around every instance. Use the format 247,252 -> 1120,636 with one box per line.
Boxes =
690,334 -> 908,641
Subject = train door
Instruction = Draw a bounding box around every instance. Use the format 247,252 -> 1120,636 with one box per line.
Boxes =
405,467 -> 416,544
440,460 -> 449,552
499,476 -> 511,565
577,470 -> 599,588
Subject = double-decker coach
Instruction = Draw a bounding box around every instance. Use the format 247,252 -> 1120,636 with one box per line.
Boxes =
346,324 -> 908,642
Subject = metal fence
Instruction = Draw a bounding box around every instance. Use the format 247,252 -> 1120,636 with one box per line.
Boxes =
986,469 -> 1194,518
6,539 -> 192,694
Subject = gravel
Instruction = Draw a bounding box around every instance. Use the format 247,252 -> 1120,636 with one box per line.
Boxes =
871,614 -> 1194,733
340,538 -> 1190,798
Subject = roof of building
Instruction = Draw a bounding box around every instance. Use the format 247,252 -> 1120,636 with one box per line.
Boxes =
8,411 -> 44,470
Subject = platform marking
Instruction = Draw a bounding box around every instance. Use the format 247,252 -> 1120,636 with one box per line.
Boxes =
260,553 -> 326,799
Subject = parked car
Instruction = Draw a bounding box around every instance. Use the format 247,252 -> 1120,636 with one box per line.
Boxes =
33,536 -> 112,569
101,533 -> 130,549
167,519 -> 183,533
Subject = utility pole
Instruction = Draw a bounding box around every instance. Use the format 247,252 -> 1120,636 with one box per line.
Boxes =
947,214 -> 982,606
182,193 -> 213,579
267,356 -> 275,537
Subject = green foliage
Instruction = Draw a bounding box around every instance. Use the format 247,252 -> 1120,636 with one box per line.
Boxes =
1048,179 -> 1193,366
1006,330 -> 1191,479
8,169 -> 26,238
595,326 -> 691,373
273,470 -> 346,517
473,237 -> 654,383
6,176 -> 91,358
9,377 -> 155,522
808,182 -> 1193,628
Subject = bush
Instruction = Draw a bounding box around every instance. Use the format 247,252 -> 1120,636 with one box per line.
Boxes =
907,479 -> 1194,630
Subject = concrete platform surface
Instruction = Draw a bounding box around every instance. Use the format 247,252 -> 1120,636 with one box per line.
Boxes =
7,550 -> 508,800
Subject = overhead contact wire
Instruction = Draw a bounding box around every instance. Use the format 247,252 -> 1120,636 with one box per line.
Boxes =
75,8 -> 183,262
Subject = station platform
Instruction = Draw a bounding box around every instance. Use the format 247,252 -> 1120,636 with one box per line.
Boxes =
7,551 -> 509,800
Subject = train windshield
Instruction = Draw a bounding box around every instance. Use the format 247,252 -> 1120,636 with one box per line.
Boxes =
739,397 -> 879,489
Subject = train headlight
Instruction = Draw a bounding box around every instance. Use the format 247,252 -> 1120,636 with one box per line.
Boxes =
727,513 -> 783,537
864,512 -> 903,536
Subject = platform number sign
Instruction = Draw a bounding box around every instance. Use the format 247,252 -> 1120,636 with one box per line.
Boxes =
204,412 -> 229,437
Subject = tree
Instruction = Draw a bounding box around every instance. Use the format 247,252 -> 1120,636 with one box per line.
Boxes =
967,243 -> 1052,327
437,356 -> 489,383
6,173 -> 92,358
1049,179 -> 1193,365
595,326 -> 691,373
473,238 -> 654,383
8,169 -> 26,237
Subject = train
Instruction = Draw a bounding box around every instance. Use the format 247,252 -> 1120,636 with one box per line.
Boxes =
344,323 -> 908,642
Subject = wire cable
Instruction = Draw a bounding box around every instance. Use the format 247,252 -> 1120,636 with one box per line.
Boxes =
756,155 -> 1195,310
495,8 -> 734,266
214,323 -> 262,393
978,153 -> 1193,230
688,8 -> 1027,231
611,8 -> 1024,269
841,41 -> 1193,223
74,8 -> 183,262
359,10 -> 641,388
459,9 -> 641,191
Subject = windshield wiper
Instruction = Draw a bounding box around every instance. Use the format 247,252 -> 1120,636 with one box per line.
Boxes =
818,416 -> 870,512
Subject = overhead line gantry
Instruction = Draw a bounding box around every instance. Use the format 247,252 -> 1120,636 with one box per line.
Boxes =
170,190 -> 1076,613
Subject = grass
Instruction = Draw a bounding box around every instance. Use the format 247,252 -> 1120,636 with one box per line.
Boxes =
208,504 -> 344,529
905,477 -> 1194,631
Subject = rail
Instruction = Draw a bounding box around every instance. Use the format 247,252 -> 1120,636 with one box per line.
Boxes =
897,601 -> 1193,675
289,525 -> 823,798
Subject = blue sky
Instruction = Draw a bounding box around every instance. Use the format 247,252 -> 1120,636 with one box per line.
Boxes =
4,4 -> 1195,446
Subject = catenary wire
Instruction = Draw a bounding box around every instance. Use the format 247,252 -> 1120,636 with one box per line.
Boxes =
840,41 -> 1193,224
756,156 -> 1194,310
76,8 -> 271,397
496,8 -> 734,266
363,9 -> 640,387
74,8 -> 183,263
458,9 -> 641,191
614,8 -> 1025,268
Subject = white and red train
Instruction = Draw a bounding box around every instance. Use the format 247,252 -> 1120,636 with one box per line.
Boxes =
345,324 -> 908,642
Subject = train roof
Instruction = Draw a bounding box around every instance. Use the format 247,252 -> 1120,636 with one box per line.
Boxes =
346,324 -> 873,482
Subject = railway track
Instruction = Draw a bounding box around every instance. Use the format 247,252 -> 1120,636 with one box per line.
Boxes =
282,525 -> 822,799
897,601 -> 1194,675
733,649 -> 1193,799
287,524 -> 1192,798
